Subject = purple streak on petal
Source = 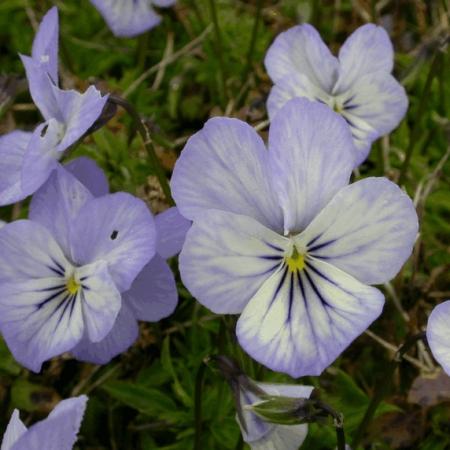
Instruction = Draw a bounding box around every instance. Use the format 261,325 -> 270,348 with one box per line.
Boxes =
265,24 -> 338,92
20,120 -> 63,199
335,24 -> 393,94
0,130 -> 32,206
71,303 -> 138,364
51,84 -> 108,152
155,207 -> 191,258
1,410 -> 27,450
90,0 -> 161,38
179,209 -> 288,315
71,193 -> 156,292
295,177 -> 418,285
65,157 -> 109,197
268,98 -> 355,233
124,254 -> 178,322
11,396 -> 87,450
31,6 -> 59,83
29,166 -> 93,258
0,221 -> 83,372
427,300 -> 450,376
171,117 -> 284,232
20,55 -> 60,121
236,258 -> 384,377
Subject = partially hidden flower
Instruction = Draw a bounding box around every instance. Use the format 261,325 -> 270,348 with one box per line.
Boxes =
90,0 -> 176,38
1,395 -> 87,450
237,380 -> 314,450
426,300 -> 450,375
0,160 -> 188,372
265,23 -> 408,165
172,97 -> 418,377
0,7 -> 108,206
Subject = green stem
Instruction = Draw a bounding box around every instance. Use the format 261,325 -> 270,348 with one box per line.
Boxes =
313,400 -> 346,450
352,332 -> 426,449
108,95 -> 174,205
398,53 -> 441,185
194,362 -> 207,450
207,0 -> 227,107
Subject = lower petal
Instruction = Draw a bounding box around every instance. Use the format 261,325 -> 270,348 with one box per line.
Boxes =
427,300 -> 450,375
236,258 -> 384,377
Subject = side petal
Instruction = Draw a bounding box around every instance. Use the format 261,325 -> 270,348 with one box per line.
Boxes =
268,98 -> 355,233
0,130 -> 32,206
335,24 -> 393,94
427,301 -> 450,375
52,84 -> 108,152
65,156 -> 109,197
339,73 -> 408,165
1,410 -> 27,450
0,221 -> 83,372
236,259 -> 384,377
155,207 -> 191,259
71,193 -> 156,292
90,0 -> 161,37
29,166 -> 93,258
123,254 -> 178,322
11,396 -> 87,450
179,210 -> 288,314
77,260 -> 122,343
71,303 -> 138,364
171,117 -> 284,232
296,177 -> 418,285
264,24 -> 338,92
31,6 -> 59,83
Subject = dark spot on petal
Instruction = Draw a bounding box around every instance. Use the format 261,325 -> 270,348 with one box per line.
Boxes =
41,124 -> 49,137
110,230 -> 119,240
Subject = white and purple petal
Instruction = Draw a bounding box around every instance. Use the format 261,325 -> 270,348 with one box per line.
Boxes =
427,301 -> 450,375
295,177 -> 418,285
171,117 -> 284,232
236,258 -> 384,377
179,210 -> 288,314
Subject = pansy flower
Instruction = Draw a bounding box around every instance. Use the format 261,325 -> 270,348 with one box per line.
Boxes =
172,98 -> 418,377
265,24 -> 408,165
0,161 -> 186,371
1,395 -> 87,450
237,381 -> 314,450
426,300 -> 450,375
0,7 -> 108,206
90,0 -> 176,38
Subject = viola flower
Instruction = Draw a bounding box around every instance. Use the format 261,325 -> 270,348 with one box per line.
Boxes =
237,381 -> 314,450
426,300 -> 450,375
265,24 -> 408,165
172,98 -> 418,377
0,163 -> 183,371
1,395 -> 87,450
90,0 -> 177,38
0,7 -> 108,206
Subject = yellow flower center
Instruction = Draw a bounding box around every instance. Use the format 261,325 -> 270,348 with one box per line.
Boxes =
285,247 -> 305,272
66,275 -> 81,295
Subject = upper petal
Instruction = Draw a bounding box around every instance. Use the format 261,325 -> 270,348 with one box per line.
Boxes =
29,166 -> 94,258
31,6 -> 59,83
179,210 -> 288,314
155,207 -> 191,259
0,130 -> 32,206
124,254 -> 178,322
268,98 -> 355,233
236,258 -> 384,377
171,117 -> 284,232
295,177 -> 418,285
335,24 -> 394,94
71,193 -> 156,292
90,0 -> 161,37
11,396 -> 87,450
65,156 -> 109,197
427,301 -> 450,375
265,24 -> 338,92
1,410 -> 27,450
